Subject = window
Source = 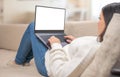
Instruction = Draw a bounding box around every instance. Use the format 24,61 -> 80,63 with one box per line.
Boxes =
91,0 -> 120,20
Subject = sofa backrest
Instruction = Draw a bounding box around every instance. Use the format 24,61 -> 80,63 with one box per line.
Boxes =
0,24 -> 28,51
65,21 -> 97,37
0,21 -> 97,51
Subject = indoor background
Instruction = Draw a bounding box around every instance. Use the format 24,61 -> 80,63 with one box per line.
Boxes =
0,0 -> 120,24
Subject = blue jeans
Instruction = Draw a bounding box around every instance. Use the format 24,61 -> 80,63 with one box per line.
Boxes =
15,22 -> 48,77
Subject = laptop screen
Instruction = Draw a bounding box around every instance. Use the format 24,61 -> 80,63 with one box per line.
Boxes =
35,6 -> 66,31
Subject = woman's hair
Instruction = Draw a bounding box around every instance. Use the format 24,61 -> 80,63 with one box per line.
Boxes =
98,2 -> 120,42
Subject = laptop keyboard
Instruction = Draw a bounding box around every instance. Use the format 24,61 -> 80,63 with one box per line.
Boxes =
36,33 -> 68,49
38,33 -> 66,42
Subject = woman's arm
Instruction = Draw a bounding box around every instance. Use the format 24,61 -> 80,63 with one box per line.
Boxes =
48,35 -> 75,44
64,35 -> 75,43
47,36 -> 81,77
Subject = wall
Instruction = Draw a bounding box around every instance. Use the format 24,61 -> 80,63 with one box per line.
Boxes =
80,0 -> 92,20
66,0 -> 92,21
0,0 -> 3,23
3,0 -> 66,24
91,0 -> 120,20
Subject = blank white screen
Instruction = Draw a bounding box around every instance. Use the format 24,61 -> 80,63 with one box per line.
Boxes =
35,6 -> 65,30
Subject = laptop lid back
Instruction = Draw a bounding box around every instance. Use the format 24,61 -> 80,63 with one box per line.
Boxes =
35,6 -> 66,33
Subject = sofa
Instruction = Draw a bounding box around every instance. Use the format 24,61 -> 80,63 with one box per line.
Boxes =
0,20 -> 119,77
0,21 -> 97,77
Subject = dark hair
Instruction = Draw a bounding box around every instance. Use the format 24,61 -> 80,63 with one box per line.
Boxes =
98,2 -> 120,42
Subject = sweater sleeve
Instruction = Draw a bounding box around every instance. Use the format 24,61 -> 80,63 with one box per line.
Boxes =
48,43 -> 70,77
45,36 -> 99,77
46,43 -> 84,77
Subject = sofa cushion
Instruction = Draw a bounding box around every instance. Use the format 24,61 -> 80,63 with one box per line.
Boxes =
0,24 -> 28,51
65,21 -> 97,37
0,49 -> 42,77
81,13 -> 120,77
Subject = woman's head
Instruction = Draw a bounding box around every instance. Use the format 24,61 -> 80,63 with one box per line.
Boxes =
98,2 -> 120,42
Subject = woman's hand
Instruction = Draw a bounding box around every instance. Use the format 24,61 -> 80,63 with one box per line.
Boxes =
48,36 -> 61,45
64,35 -> 75,43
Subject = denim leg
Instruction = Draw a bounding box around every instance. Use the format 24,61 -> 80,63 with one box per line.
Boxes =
15,24 -> 33,64
15,22 -> 48,76
29,22 -> 48,76
25,49 -> 33,63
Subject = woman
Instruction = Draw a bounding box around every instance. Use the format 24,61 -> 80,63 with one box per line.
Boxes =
10,2 -> 120,77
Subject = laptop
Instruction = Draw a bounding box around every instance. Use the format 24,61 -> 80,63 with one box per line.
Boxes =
34,5 -> 68,49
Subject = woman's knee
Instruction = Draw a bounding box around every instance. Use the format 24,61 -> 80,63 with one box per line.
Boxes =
27,22 -> 35,32
29,22 -> 35,28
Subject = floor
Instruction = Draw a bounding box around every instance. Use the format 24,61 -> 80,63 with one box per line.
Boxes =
0,49 -> 43,77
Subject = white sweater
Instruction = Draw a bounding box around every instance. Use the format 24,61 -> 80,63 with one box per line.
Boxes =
45,36 -> 101,77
